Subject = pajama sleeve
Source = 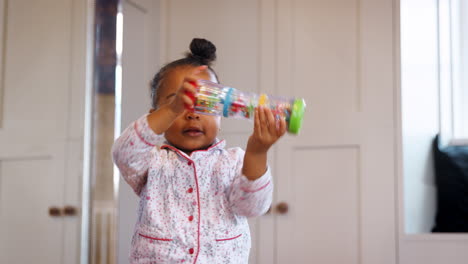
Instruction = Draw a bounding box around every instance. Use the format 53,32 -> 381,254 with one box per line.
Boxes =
112,114 -> 165,195
228,149 -> 274,217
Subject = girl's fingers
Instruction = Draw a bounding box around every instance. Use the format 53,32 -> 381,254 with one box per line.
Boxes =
182,82 -> 197,107
278,117 -> 287,136
254,107 -> 262,136
182,94 -> 195,108
258,106 -> 268,133
184,66 -> 207,94
186,66 -> 208,85
185,76 -> 199,86
265,108 -> 276,135
191,65 -> 208,75
182,81 -> 197,94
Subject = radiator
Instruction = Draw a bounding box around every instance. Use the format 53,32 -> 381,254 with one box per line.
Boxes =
91,202 -> 116,264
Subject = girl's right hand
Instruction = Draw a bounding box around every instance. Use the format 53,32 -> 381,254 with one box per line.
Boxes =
168,66 -> 207,115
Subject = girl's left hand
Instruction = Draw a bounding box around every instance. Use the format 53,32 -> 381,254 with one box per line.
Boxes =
246,106 -> 287,154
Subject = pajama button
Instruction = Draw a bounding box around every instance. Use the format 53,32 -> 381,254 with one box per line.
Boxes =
189,248 -> 194,254
188,215 -> 194,221
187,161 -> 192,166
187,188 -> 193,193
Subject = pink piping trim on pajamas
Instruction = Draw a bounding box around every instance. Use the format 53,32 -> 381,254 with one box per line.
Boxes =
138,233 -> 172,241
159,145 -> 202,264
160,139 -> 225,153
133,122 -> 155,147
215,234 -> 242,242
191,139 -> 225,153
241,180 -> 271,193
192,158 -> 202,263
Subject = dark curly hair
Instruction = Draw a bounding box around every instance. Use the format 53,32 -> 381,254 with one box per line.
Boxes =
150,38 -> 219,108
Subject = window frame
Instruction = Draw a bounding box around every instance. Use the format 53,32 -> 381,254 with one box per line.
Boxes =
439,0 -> 468,146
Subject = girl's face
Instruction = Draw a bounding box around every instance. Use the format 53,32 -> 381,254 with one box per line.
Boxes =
157,66 -> 220,154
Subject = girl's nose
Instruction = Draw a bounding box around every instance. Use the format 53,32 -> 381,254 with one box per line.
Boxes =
186,111 -> 200,120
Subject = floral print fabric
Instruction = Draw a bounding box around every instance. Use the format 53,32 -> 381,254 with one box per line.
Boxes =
112,114 -> 273,264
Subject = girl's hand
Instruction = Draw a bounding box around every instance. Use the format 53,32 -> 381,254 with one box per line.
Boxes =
168,66 -> 207,114
246,106 -> 287,154
147,66 -> 206,135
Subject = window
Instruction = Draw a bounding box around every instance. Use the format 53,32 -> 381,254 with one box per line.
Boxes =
439,0 -> 468,145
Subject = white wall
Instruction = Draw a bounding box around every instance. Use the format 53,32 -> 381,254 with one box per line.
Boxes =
118,0 -> 468,263
118,1 -> 400,263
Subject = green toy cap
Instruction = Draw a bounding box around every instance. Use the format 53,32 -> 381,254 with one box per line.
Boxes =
288,98 -> 306,134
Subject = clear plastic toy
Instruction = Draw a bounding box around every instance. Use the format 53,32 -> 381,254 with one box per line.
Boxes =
187,80 -> 306,134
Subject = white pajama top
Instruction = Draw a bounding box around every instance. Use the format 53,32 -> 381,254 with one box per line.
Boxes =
112,114 -> 273,264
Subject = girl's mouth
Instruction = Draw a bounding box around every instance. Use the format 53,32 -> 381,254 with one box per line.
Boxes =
183,127 -> 204,137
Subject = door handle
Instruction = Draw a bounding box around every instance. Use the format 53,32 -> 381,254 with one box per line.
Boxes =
63,206 -> 78,216
276,202 -> 289,214
49,206 -> 62,217
48,206 -> 79,217
265,202 -> 289,215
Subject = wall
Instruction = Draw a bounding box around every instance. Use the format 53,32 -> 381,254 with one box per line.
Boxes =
118,1 -> 399,264
116,0 -> 468,263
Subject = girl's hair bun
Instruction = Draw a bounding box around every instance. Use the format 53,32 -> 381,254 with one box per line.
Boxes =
187,38 -> 217,65
150,38 -> 219,108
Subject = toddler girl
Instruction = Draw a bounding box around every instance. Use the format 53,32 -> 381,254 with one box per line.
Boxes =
112,38 -> 286,263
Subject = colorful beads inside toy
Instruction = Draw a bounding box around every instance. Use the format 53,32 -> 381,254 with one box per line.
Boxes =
193,84 -> 224,115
